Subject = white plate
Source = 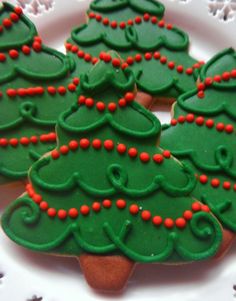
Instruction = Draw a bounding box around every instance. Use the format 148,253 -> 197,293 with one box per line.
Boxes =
1,1 -> 236,301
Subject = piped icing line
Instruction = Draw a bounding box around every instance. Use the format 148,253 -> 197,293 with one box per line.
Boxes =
65,42 -> 203,77
197,174 -> 236,192
3,77 -> 80,99
170,114 -> 234,135
50,137 -> 172,165
25,183 -> 210,228
87,11 -> 174,30
0,132 -> 56,148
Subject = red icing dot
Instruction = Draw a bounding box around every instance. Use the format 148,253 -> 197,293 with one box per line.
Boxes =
166,23 -> 173,30
95,15 -> 102,22
143,13 -> 150,21
104,140 -> 114,151
80,205 -> 90,215
152,216 -> 163,226
116,199 -> 126,209
140,152 -> 150,163
85,97 -> 94,107
168,61 -> 175,69
0,53 -> 6,62
135,54 -> 142,62
20,137 -> 30,145
112,58 -> 121,68
163,150 -> 171,158
89,12 -> 95,18
51,150 -> 60,159
14,6 -> 23,15
199,174 -> 208,184
103,53 -> 111,63
32,42 -> 42,52
9,138 -> 18,147
225,124 -> 234,133
197,91 -> 205,99
211,178 -> 220,188
58,209 -> 67,219
186,114 -> 195,123
78,95 -> 86,105
3,18 -> 12,28
103,199 -> 112,208
171,119 -> 177,126
183,210 -> 193,220
201,205 -> 210,212
119,21 -> 126,29
103,18 -> 109,26
176,65 -> 183,73
127,19 -> 134,25
9,49 -> 19,59
80,138 -> 90,149
125,92 -> 135,102
69,140 -> 79,150
231,69 -> 236,78
175,218 -> 186,228
144,52 -> 152,60
129,204 -> 139,215
135,16 -> 142,24
117,144 -> 126,154
186,68 -> 193,75
222,72 -> 231,81
92,202 -> 101,212
192,202 -> 201,212
69,208 -> 79,218
68,83 -> 77,92
84,53 -> 92,62
128,148 -> 138,158
234,184 -> 236,191
151,17 -> 157,24
47,208 -> 57,217
141,210 -> 151,221
118,98 -> 127,107
40,201 -> 49,211
30,136 -> 38,144
216,123 -> 225,132
153,52 -> 161,60
108,102 -> 117,112
35,86 -> 44,95
214,75 -> 221,82
195,116 -> 204,126
60,145 -> 69,155
122,62 -> 129,69
7,89 -> 17,98
92,139 -> 102,149
205,77 -> 213,86
111,21 -> 117,28
197,83 -> 205,91
48,132 -> 56,141
0,138 -> 8,147
126,56 -> 134,65
164,218 -> 174,229
178,116 -> 185,123
223,181 -> 231,190
153,154 -> 164,164
158,20 -> 165,27
160,56 -> 167,64
58,86 -> 67,95
47,86 -> 57,95
77,50 -> 85,58
73,78 -> 80,86
96,101 -> 106,111
10,13 -> 19,22
206,119 -> 214,128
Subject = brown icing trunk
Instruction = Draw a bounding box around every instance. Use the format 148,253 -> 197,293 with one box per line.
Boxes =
214,228 -> 236,260
135,92 -> 155,109
79,254 -> 135,292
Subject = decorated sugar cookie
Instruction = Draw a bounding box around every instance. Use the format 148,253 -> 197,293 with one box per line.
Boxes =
66,0 -> 202,104
0,3 -> 78,186
161,48 -> 236,245
2,54 -> 223,292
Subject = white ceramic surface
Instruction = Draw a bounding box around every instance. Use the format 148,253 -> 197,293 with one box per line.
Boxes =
1,1 -> 236,300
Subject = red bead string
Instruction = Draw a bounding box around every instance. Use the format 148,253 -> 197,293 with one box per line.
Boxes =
51,137 -> 172,165
88,12 -> 173,31
197,69 -> 236,98
197,174 -> 236,192
0,6 -> 23,34
26,183 -> 210,227
3,77 -> 79,99
77,91 -> 134,111
170,114 -> 234,134
0,132 -> 56,148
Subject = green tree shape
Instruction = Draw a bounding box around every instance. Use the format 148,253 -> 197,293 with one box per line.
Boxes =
161,48 -> 236,231
66,0 -> 200,98
0,2 -> 78,183
2,54 -> 222,264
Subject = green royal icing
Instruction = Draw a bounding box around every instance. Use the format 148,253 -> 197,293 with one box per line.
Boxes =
2,55 -> 223,263
161,48 -> 236,232
66,0 -> 199,98
0,2 -> 78,183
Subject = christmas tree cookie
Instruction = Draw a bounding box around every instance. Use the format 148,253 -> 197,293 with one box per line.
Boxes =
161,48 -> 236,249
66,0 -> 202,107
2,54 -> 223,292
0,3 -> 78,187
